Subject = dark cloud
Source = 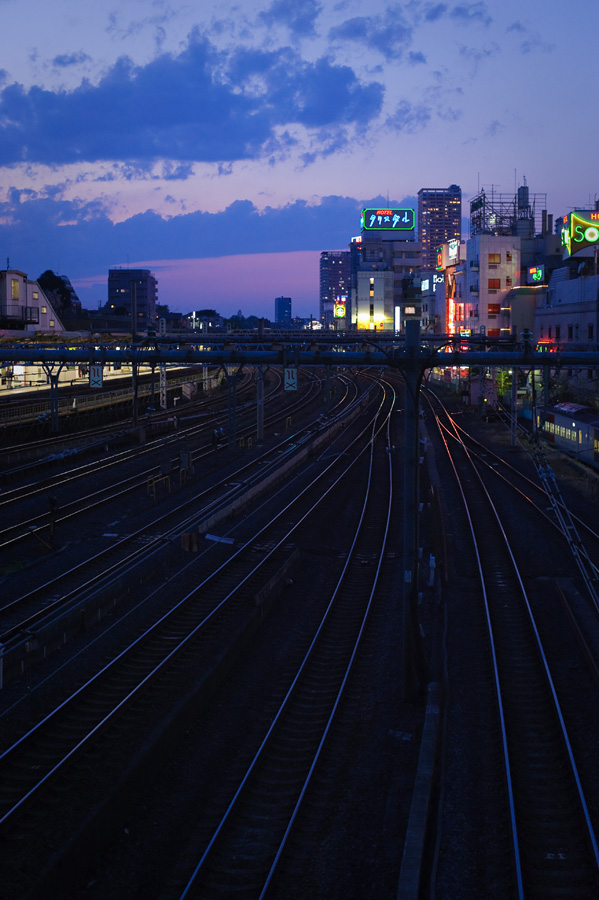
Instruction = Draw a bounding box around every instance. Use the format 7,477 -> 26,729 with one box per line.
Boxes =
258,0 -> 323,38
424,4 -> 449,22
328,2 -> 489,60
505,20 -> 554,53
0,191 -> 415,284
227,47 -> 384,128
519,39 -> 555,54
160,162 -> 195,181
52,51 -> 91,69
485,120 -> 503,137
387,100 -> 431,133
328,12 -> 413,61
458,42 -> 500,67
0,30 -> 383,168
450,3 -> 492,26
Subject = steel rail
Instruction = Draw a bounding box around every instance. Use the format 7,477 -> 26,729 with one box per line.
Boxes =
432,398 -> 599,897
178,383 -> 396,898
0,378 -> 360,647
0,380 -> 388,841
0,369 -> 324,552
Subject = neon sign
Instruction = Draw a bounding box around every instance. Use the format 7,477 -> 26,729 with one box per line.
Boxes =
334,295 -> 347,318
527,265 -> 545,284
562,212 -> 599,255
361,208 -> 415,231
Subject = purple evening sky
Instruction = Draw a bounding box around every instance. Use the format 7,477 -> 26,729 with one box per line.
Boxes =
1,0 -> 596,319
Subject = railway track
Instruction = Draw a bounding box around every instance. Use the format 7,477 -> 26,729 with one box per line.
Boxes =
0,376 -> 399,899
428,391 -> 599,898
0,368 -> 293,547
0,369 -> 331,579
173,385 -> 396,899
0,374 -> 363,682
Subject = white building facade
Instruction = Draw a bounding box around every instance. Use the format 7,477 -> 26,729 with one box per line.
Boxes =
351,235 -> 422,332
464,234 -> 521,338
0,268 -> 65,334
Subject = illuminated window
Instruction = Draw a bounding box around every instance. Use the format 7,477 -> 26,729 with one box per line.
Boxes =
488,253 -> 501,264
41,306 -> 47,314
11,279 -> 19,300
32,291 -> 38,300
488,278 -> 500,290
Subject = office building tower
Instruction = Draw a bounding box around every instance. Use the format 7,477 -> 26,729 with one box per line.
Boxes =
107,268 -> 157,331
275,296 -> 292,325
418,185 -> 462,270
320,251 -> 351,327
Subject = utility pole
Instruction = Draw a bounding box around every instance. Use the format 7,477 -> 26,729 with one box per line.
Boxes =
256,366 -> 265,443
401,320 -> 426,699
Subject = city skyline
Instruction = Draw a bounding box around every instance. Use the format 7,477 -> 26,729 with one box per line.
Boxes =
0,0 -> 596,319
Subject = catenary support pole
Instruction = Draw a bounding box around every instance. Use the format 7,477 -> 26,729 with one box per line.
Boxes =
256,365 -> 264,443
42,363 -> 64,433
227,366 -> 238,448
511,367 -> 518,446
402,320 -> 424,700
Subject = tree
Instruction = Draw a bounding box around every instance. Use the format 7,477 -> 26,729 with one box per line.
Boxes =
37,271 -> 81,314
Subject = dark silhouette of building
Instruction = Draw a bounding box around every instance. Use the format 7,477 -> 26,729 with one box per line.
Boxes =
320,251 -> 351,328
107,268 -> 157,332
274,296 -> 292,325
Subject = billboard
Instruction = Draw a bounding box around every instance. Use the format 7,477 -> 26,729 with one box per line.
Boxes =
561,211 -> 599,256
334,295 -> 347,318
527,265 -> 545,284
361,208 -> 415,232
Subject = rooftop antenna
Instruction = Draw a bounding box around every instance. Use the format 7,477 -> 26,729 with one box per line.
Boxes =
6,257 -> 9,269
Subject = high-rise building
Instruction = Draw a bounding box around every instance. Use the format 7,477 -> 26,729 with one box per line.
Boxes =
319,251 -> 351,327
274,296 -> 292,325
418,185 -> 462,270
107,268 -> 157,331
